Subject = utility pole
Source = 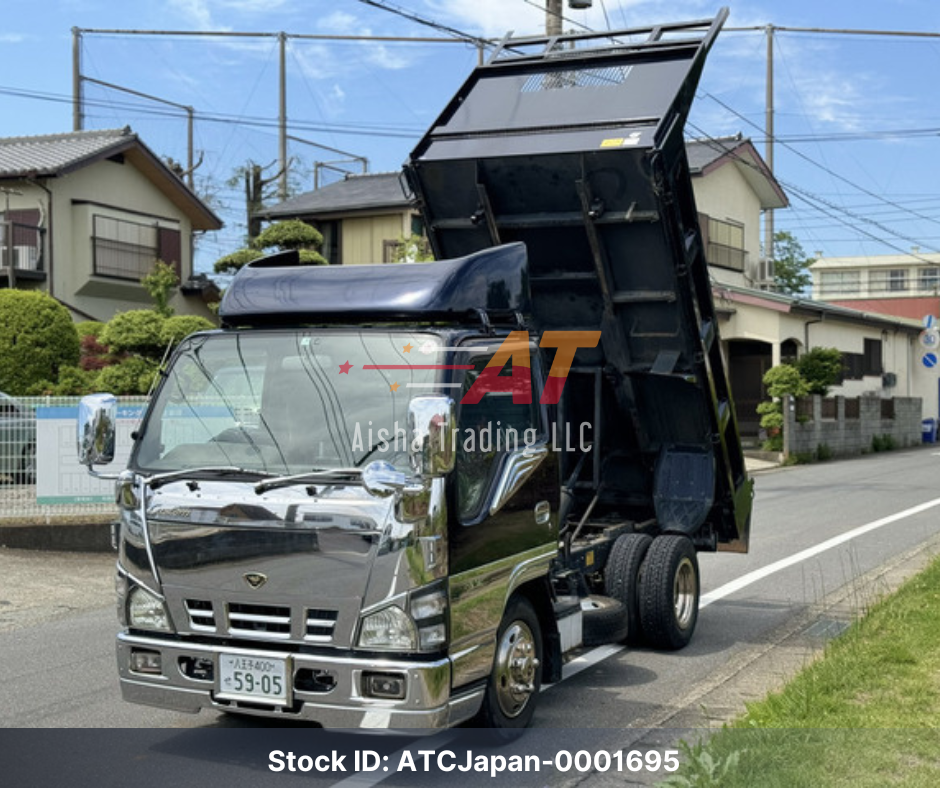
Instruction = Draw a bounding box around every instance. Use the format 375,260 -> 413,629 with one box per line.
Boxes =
71,28 -> 83,131
764,24 -> 775,269
546,0 -> 563,37
278,32 -> 289,202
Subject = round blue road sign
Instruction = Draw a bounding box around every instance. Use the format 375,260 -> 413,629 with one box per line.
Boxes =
924,352 -> 938,369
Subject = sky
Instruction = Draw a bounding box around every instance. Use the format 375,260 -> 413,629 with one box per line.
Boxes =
2,0 -> 940,275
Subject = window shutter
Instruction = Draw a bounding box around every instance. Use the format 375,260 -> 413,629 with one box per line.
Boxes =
158,227 -> 182,278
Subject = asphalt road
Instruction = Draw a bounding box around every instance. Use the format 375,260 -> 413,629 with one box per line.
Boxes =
4,445 -> 940,786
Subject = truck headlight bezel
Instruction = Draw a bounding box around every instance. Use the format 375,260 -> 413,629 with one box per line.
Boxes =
127,585 -> 172,632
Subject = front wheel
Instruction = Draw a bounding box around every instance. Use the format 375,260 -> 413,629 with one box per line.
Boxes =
638,535 -> 700,650
477,595 -> 542,729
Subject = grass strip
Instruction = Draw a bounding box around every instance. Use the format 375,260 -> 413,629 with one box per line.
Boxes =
659,552 -> 940,787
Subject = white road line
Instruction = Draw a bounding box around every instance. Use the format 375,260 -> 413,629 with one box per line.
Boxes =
700,495 -> 940,609
325,496 -> 940,774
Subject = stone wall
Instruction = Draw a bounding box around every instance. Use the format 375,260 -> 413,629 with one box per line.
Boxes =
783,395 -> 922,458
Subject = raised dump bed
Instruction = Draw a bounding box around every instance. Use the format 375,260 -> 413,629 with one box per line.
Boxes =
405,8 -> 751,550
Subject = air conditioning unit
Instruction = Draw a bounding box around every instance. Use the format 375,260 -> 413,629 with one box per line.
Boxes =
0,246 -> 39,271
753,258 -> 775,290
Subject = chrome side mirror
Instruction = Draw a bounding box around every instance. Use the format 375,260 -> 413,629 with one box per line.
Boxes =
408,396 -> 456,478
78,393 -> 116,467
361,460 -> 406,498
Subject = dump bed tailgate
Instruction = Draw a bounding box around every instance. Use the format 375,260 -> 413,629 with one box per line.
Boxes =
405,9 -> 752,551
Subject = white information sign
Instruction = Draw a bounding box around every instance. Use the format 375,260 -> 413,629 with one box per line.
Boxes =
36,404 -> 146,504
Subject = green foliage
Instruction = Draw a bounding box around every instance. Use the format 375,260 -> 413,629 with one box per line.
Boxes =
816,443 -> 834,461
213,248 -> 263,275
758,365 -> 810,452
28,366 -> 100,396
872,434 -> 897,453
796,347 -> 843,396
100,310 -> 167,359
96,356 -> 160,395
763,364 -> 809,399
142,260 -> 179,318
659,740 -> 743,788
772,230 -> 814,295
253,219 -> 323,251
160,315 -> 216,347
0,290 -> 80,395
75,320 -> 105,339
297,248 -> 328,265
390,234 -> 434,263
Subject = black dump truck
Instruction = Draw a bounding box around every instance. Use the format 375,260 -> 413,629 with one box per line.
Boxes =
78,8 -> 751,730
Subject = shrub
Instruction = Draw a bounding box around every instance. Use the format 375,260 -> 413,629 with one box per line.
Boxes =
254,219 -> 323,251
100,310 -> 167,359
97,356 -> 160,395
297,248 -> 328,265
160,315 -> 216,347
76,320 -> 105,339
757,364 -> 809,451
142,260 -> 179,318
28,366 -> 100,396
796,347 -> 843,396
214,248 -> 263,275
0,290 -> 80,395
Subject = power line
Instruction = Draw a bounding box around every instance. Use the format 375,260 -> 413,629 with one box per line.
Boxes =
687,122 -> 940,262
702,92 -> 940,232
0,85 -> 423,139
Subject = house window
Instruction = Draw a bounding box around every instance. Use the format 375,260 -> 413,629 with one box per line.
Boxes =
919,267 -> 940,292
92,214 -> 181,281
869,269 -> 908,293
704,216 -> 746,272
818,271 -> 860,296
863,338 -> 883,376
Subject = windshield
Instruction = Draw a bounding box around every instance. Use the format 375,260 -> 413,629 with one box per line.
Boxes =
134,329 -> 446,475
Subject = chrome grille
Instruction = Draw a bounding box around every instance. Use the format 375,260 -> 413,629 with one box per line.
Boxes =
305,609 -> 339,642
185,599 -> 216,632
183,599 -> 340,643
228,602 -> 291,639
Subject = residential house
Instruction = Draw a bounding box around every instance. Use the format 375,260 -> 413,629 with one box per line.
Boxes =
811,251 -> 940,322
260,171 -> 418,265
0,127 -> 222,321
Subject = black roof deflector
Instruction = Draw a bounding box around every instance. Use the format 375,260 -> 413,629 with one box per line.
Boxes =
219,244 -> 531,328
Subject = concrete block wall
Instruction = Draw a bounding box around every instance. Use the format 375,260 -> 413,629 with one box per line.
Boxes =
783,395 -> 923,458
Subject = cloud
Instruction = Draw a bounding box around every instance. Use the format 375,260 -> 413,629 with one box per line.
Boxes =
0,33 -> 27,44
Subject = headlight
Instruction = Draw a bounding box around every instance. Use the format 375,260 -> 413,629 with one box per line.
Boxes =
127,586 -> 172,632
357,605 -> 417,651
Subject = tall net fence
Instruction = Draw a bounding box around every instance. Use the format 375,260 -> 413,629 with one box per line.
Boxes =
0,395 -> 149,524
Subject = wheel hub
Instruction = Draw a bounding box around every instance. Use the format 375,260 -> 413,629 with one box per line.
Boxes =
494,621 -> 539,718
673,556 -> 696,630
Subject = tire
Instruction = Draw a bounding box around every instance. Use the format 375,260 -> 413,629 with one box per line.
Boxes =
604,533 -> 653,645
14,443 -> 35,484
581,595 -> 629,647
477,595 -> 543,730
638,535 -> 700,650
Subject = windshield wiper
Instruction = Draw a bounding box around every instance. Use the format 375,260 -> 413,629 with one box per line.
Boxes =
146,466 -> 277,490
254,468 -> 363,494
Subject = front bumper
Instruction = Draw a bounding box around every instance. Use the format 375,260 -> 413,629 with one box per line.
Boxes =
117,632 -> 483,729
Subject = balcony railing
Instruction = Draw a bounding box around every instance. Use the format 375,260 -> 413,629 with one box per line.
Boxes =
707,241 -> 747,273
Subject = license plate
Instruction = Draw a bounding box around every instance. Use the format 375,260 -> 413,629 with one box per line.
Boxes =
218,654 -> 289,705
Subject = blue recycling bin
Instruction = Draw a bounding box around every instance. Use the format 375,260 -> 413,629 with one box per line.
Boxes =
922,418 -> 937,443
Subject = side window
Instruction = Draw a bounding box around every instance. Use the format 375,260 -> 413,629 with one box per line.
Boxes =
455,351 -> 542,522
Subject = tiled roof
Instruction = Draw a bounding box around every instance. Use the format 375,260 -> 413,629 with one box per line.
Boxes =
685,133 -> 747,173
263,172 -> 413,218
0,127 -> 135,178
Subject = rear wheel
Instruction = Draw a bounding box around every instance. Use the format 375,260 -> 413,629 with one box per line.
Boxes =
639,535 -> 699,650
604,532 -> 653,644
478,596 -> 542,729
